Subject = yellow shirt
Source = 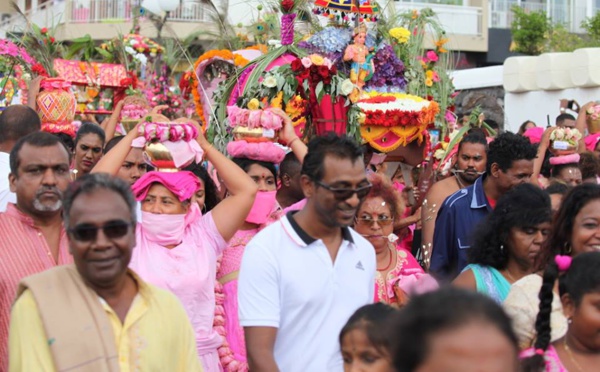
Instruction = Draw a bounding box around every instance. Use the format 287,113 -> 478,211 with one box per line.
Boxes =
9,278 -> 203,372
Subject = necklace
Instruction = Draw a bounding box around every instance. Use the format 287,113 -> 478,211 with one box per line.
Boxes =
564,338 -> 584,372
503,269 -> 517,283
377,247 -> 394,272
454,173 -> 465,189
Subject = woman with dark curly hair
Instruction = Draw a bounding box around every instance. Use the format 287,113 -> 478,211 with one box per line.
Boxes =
504,183 -> 600,349
453,183 -> 552,303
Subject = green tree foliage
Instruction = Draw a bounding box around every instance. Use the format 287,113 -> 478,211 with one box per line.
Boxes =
510,6 -> 550,55
582,12 -> 600,43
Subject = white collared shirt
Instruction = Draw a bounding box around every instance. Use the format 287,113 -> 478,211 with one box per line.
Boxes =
238,212 -> 376,372
0,152 -> 15,212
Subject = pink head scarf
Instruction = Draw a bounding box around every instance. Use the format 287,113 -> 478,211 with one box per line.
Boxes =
132,171 -> 201,202
585,133 -> 600,152
523,127 -> 544,144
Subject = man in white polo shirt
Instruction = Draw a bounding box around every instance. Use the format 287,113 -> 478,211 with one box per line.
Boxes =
238,133 -> 376,372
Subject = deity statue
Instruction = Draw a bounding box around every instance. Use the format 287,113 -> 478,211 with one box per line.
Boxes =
343,23 -> 374,90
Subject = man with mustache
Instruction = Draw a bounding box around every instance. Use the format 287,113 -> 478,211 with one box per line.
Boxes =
420,131 -> 488,270
238,133 -> 376,372
9,174 -> 201,371
430,132 -> 537,282
0,132 -> 72,370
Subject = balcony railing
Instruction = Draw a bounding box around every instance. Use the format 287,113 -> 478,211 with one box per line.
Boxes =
395,1 -> 484,36
67,0 -> 213,23
490,0 -> 590,33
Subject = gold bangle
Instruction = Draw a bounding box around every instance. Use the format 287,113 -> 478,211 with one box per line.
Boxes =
287,137 -> 300,147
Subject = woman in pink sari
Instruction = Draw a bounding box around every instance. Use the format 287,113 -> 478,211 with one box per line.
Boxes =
353,173 -> 436,306
92,122 -> 258,371
214,109 -> 307,371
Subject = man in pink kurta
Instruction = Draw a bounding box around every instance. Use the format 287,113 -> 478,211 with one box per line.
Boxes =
0,132 -> 73,371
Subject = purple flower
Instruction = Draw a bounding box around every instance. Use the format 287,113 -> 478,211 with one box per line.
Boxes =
365,44 -> 406,90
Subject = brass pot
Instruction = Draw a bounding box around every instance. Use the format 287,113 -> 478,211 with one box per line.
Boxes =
121,118 -> 141,133
232,126 -> 278,143
143,141 -> 194,172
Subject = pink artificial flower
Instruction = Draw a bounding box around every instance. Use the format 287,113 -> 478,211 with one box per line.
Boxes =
301,57 -> 312,68
426,50 -> 438,62
445,109 -> 456,124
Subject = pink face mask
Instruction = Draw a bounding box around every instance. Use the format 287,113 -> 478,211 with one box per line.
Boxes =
393,181 -> 405,193
246,190 -> 277,225
141,212 -> 186,246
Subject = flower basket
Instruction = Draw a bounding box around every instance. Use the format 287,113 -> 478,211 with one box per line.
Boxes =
121,95 -> 150,133
36,78 -> 76,128
356,93 -> 439,152
549,128 -> 581,156
311,94 -> 348,136
138,115 -> 202,171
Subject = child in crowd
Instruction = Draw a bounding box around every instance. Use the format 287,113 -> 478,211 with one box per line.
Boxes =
521,252 -> 600,371
339,303 -> 396,372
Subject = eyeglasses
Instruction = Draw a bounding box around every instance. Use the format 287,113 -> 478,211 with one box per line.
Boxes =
68,220 -> 133,242
314,180 -> 372,200
355,217 -> 394,226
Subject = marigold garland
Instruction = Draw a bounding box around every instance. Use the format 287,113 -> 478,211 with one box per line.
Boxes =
191,50 -> 250,129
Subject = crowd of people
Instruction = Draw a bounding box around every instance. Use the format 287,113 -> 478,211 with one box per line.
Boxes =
1,96 -> 600,372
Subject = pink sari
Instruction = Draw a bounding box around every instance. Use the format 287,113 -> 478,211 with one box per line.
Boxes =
374,244 -> 427,304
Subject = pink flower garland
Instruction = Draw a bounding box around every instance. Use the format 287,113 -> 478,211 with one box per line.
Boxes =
137,122 -> 198,142
214,258 -> 248,371
227,106 -> 283,130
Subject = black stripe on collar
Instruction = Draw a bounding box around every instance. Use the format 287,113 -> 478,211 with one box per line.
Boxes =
286,211 -> 354,245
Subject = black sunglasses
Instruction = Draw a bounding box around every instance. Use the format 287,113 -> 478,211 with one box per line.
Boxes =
315,180 -> 372,200
68,220 -> 133,242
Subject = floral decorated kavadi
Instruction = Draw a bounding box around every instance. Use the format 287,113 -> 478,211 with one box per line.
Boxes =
190,0 -> 455,167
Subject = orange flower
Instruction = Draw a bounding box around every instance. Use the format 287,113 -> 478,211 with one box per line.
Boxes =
412,10 -> 419,19
435,38 -> 449,53
425,78 -> 433,87
191,49 -> 250,128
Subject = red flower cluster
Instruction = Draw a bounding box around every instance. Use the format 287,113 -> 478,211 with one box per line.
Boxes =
31,63 -> 48,77
359,96 -> 396,104
290,58 -> 337,86
364,109 -> 421,127
281,0 -> 295,12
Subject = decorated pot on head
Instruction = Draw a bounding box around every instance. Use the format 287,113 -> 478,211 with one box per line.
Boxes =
549,127 -> 582,165
134,114 -> 203,172
586,104 -> 600,134
226,105 -> 286,163
120,95 -> 150,133
36,78 -> 77,137
549,127 -> 581,155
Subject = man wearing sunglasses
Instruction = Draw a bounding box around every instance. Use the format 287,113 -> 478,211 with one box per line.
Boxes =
8,173 -> 202,371
239,133 -> 376,372
0,132 -> 72,369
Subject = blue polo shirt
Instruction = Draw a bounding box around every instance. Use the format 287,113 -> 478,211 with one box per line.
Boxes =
429,175 -> 492,282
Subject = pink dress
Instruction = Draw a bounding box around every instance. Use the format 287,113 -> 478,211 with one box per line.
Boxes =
130,211 -> 227,372
214,229 -> 259,372
520,345 -> 568,371
374,245 -> 425,304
